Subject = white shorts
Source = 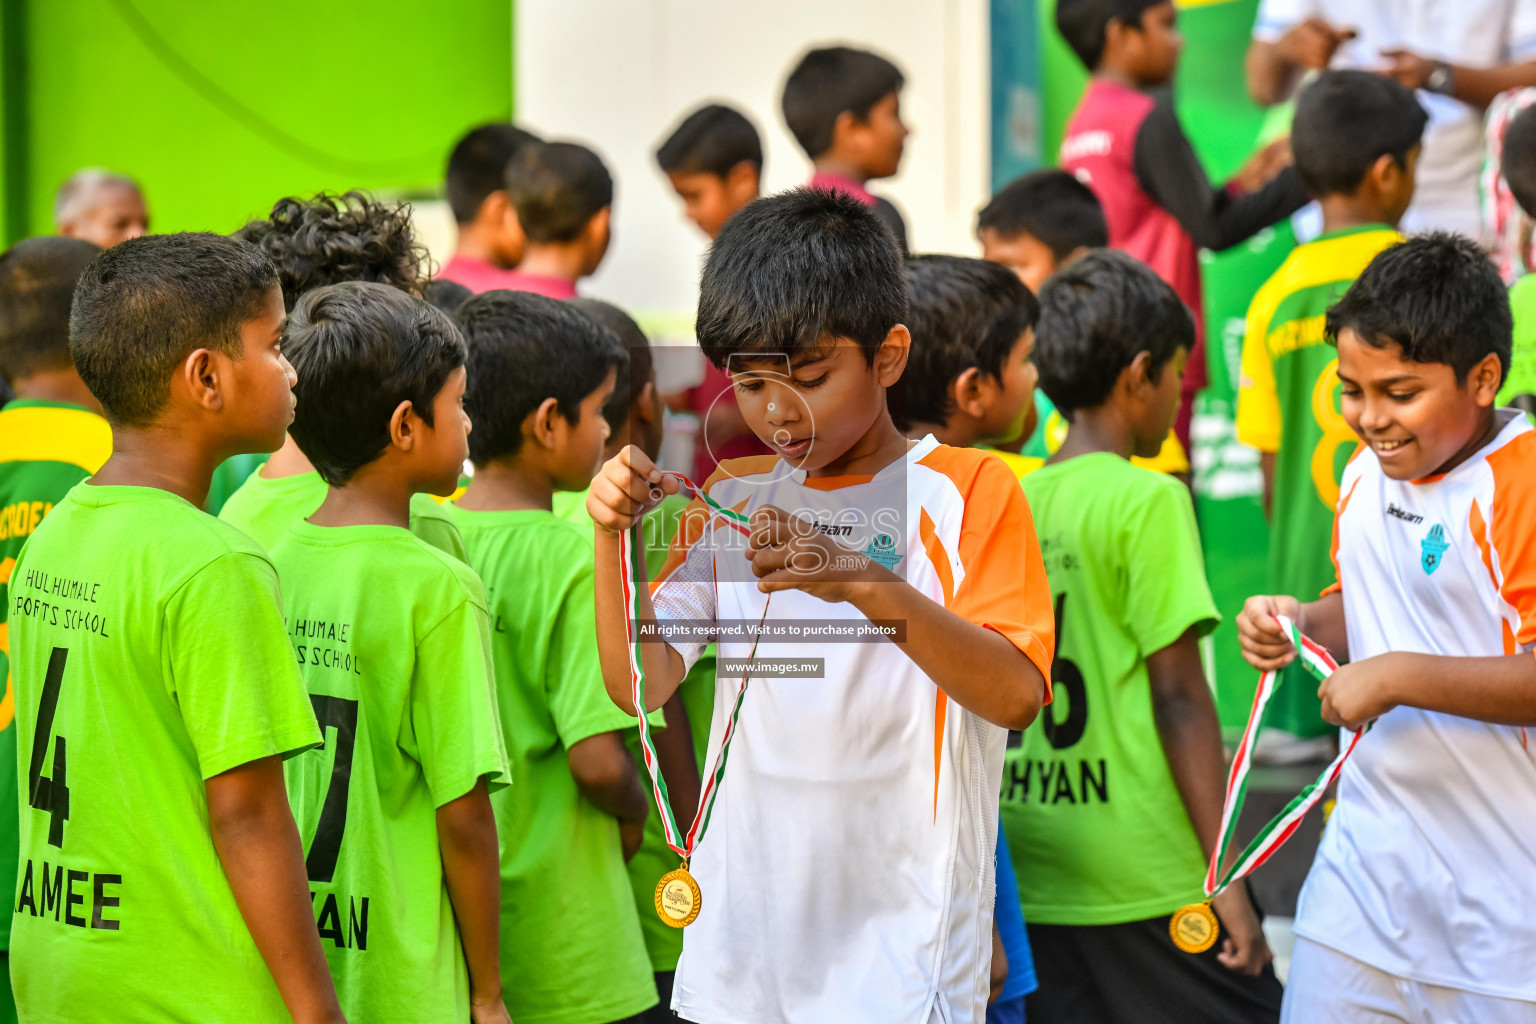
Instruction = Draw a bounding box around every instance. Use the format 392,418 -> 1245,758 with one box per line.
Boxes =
1282,937 -> 1536,1023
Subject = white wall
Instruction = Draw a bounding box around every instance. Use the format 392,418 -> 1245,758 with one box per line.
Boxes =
514,0 -> 992,341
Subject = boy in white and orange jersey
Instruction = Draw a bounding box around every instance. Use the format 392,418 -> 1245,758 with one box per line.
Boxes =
587,188 -> 1055,1024
1239,233 -> 1536,1023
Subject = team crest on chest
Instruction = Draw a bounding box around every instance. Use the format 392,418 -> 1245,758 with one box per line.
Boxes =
1421,524 -> 1449,575
864,533 -> 902,571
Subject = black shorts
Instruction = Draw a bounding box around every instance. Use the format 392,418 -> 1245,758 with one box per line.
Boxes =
638,971 -> 677,1023
1025,911 -> 1283,1024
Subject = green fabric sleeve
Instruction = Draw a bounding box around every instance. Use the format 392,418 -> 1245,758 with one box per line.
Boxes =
1124,477 -> 1221,655
407,598 -> 510,807
547,562 -> 648,748
408,494 -> 469,562
163,552 -> 322,779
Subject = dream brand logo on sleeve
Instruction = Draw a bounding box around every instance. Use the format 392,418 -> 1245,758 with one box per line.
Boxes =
1421,524 -> 1449,575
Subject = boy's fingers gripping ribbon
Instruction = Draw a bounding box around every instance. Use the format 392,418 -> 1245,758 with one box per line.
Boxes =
1204,615 -> 1368,900
619,472 -> 764,862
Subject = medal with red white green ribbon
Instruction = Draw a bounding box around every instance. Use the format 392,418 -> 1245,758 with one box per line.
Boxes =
1171,615 -> 1370,954
618,473 -> 769,929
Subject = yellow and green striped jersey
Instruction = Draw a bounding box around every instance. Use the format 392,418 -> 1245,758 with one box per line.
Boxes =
0,398 -> 111,950
1236,224 -> 1399,735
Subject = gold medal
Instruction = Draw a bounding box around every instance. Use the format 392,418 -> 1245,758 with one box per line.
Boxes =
1169,902 -> 1219,954
655,864 -> 702,929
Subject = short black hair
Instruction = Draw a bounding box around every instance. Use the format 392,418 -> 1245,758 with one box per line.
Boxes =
504,141 -> 614,244
696,188 -> 908,370
1326,232 -> 1511,384
569,297 -> 652,433
456,289 -> 627,463
423,277 -> 473,316
284,281 -> 466,486
1292,70 -> 1427,197
71,233 -> 279,426
445,123 -> 542,224
1502,104 -> 1536,220
1055,0 -> 1165,71
977,170 -> 1108,259
0,236 -> 102,384
1034,249 -> 1193,415
656,104 -> 764,178
899,255 -> 1040,429
782,46 -> 905,160
234,191 -> 429,311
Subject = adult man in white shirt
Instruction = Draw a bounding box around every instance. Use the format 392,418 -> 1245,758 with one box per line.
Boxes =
1246,0 -> 1536,238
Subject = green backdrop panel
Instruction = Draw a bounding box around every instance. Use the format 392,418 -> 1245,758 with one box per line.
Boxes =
991,0 -> 1045,189
4,0 -> 513,243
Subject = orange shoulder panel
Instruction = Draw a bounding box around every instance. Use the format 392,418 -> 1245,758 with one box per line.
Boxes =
648,455 -> 777,594
1483,430 -> 1536,645
916,444 -> 1055,687
701,454 -> 781,493
649,495 -> 711,594
1322,475 -> 1361,597
1319,444 -> 1366,596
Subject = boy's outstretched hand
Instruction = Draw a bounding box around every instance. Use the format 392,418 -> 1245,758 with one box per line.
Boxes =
1277,17 -> 1354,71
1235,595 -> 1303,671
1231,138 -> 1293,193
588,446 -> 679,533
746,504 -> 897,603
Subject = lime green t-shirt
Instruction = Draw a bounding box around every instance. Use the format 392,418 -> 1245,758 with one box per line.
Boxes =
1501,272 -> 1536,416
7,483 -> 322,1021
1236,225 -> 1399,737
270,521 -> 509,1023
446,504 -> 658,1024
550,487 -> 590,526
1001,454 -> 1218,925
0,400 -> 112,955
219,468 -> 467,561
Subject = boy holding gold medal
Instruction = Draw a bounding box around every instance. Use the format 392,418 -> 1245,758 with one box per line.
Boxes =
1239,234 -> 1536,1022
588,189 -> 1056,1024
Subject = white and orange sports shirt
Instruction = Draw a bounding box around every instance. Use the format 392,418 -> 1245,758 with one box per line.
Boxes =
1295,410 -> 1536,1000
650,435 -> 1054,1024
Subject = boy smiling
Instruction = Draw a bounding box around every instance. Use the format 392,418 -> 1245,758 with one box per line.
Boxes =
1239,233 -> 1536,1022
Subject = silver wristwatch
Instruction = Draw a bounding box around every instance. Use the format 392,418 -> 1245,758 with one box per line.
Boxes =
1425,60 -> 1456,96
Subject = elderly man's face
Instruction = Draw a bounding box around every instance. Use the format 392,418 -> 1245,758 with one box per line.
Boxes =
61,184 -> 149,248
